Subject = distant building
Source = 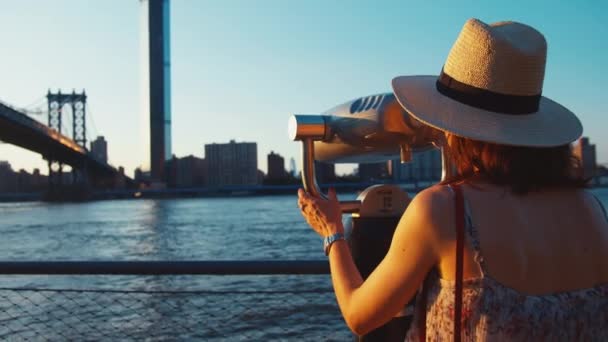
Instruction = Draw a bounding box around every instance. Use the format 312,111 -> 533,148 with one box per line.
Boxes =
573,137 -> 597,179
391,149 -> 442,182
358,162 -> 389,182
134,167 -> 152,187
134,168 -> 143,182
31,168 -> 47,190
267,151 -> 286,181
168,155 -> 207,188
315,161 -> 336,184
115,166 -> 127,189
141,0 -> 172,182
257,169 -> 266,185
289,157 -> 297,178
0,161 -> 16,192
90,136 -> 108,163
0,161 -> 11,173
205,140 -> 258,186
0,162 -> 47,193
16,169 -> 31,192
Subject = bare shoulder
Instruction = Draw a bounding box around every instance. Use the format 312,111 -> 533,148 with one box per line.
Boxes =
541,187 -> 606,218
408,184 -> 454,218
411,184 -> 454,206
401,184 -> 456,240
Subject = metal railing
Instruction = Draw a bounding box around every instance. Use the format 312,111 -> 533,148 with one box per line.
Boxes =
0,261 -> 330,275
0,261 -> 351,341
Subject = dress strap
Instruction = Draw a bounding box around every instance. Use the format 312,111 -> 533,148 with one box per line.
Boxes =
446,185 -> 488,276
462,198 -> 489,276
448,184 -> 464,342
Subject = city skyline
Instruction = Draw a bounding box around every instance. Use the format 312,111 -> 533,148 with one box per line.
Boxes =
0,1 -> 606,177
0,135 -> 602,194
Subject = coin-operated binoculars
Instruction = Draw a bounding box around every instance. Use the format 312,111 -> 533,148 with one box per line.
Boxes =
289,93 -> 454,341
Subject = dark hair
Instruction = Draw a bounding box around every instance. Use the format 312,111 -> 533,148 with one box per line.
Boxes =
440,134 -> 588,194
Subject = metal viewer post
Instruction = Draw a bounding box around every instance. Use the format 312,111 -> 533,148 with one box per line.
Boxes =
289,115 -> 361,214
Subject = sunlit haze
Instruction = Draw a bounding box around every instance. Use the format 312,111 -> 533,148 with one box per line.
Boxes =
0,0 -> 606,176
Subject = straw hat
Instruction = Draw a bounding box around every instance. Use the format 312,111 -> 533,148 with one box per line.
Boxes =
391,18 -> 582,147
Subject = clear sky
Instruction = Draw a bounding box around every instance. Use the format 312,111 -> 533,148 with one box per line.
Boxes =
0,0 -> 606,177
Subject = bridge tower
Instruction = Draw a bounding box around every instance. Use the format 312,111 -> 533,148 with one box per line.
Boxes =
46,90 -> 87,191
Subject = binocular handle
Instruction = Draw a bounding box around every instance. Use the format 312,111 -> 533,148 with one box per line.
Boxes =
301,138 -> 361,214
289,114 -> 361,213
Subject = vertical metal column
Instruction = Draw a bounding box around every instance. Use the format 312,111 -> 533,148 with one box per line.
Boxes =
72,91 -> 87,148
71,91 -> 87,185
47,90 -> 63,190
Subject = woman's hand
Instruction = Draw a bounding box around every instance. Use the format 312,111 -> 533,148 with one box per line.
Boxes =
297,188 -> 344,237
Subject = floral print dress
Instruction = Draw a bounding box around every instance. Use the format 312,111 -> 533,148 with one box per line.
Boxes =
405,195 -> 608,341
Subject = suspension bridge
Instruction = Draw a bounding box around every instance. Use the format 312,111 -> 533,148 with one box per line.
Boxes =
0,91 -> 131,200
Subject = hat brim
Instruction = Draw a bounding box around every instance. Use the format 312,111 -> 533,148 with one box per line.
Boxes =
391,75 -> 582,147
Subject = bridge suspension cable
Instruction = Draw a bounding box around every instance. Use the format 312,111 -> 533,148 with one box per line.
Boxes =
85,103 -> 101,144
0,96 -> 48,118
22,96 -> 47,115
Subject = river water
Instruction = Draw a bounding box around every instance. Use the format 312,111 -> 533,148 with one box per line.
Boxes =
2,188 -> 606,261
0,194 -> 326,261
0,192 -> 357,341
1,188 -> 607,340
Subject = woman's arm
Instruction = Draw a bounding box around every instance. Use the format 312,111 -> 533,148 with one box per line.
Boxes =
298,186 -> 449,335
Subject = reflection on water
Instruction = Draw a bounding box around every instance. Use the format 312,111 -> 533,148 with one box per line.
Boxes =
0,195 -> 323,261
1,189 -> 607,261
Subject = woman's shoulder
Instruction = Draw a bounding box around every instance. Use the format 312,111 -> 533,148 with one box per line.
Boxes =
406,185 -> 457,238
413,183 -> 455,201
410,184 -> 454,214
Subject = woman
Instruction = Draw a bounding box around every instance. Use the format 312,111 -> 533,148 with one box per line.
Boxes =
298,19 -> 608,340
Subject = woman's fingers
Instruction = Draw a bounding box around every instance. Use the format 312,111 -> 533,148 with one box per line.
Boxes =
298,189 -> 331,226
299,189 -> 335,214
297,188 -> 344,238
328,187 -> 338,201
298,190 -> 310,210
298,189 -> 317,207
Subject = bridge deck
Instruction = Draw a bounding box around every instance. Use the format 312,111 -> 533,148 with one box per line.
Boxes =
0,101 -> 118,178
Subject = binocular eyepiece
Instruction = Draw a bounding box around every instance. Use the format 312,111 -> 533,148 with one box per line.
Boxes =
289,93 -> 448,212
